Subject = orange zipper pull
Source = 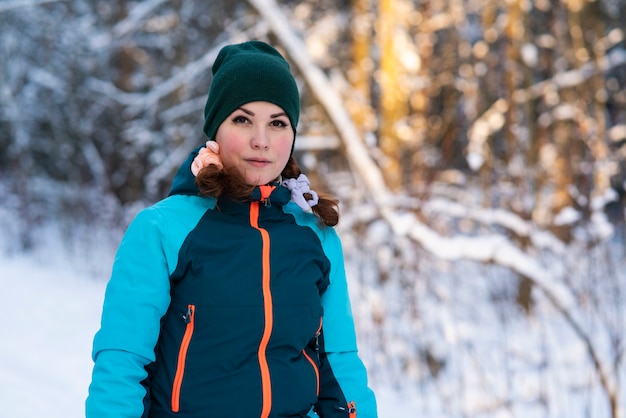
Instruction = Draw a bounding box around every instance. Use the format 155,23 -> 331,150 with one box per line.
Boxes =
259,185 -> 275,206
347,400 -> 356,418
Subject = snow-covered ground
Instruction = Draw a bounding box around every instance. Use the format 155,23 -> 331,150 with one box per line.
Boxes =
0,249 -> 417,418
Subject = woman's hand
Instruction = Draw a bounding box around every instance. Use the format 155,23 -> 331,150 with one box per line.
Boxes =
191,141 -> 223,176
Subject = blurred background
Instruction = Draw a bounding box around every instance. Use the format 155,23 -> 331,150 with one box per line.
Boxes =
1,0 -> 626,416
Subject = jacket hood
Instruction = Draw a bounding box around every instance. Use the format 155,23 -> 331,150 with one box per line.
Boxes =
169,146 -> 203,197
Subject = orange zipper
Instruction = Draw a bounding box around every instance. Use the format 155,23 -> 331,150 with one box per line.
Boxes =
250,185 -> 276,418
303,318 -> 323,395
171,304 -> 195,413
302,349 -> 320,396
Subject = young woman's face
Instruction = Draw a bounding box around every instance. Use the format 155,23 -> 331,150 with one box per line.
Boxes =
215,101 -> 295,186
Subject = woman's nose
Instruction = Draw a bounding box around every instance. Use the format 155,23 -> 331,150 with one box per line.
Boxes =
251,127 -> 270,149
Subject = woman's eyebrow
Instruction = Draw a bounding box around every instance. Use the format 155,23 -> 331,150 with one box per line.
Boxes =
236,107 -> 287,119
237,107 -> 255,116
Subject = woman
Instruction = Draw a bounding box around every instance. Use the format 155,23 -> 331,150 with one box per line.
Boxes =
87,41 -> 377,417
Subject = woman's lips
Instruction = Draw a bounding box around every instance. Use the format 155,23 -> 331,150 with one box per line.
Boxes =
245,158 -> 271,168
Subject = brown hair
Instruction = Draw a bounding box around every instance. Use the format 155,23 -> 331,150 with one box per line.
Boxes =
195,156 -> 339,227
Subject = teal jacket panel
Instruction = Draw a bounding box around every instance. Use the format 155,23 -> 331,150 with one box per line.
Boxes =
285,202 -> 378,417
86,195 -> 214,418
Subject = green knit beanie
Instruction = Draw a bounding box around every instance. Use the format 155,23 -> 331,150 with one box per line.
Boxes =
203,41 -> 300,141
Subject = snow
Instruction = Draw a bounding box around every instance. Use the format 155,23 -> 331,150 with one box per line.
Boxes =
553,206 -> 581,226
0,255 -> 105,418
0,243 -> 418,418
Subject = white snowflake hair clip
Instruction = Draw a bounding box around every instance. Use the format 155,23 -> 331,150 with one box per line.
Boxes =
281,173 -> 319,212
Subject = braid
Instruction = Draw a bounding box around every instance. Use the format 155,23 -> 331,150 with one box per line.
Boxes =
195,165 -> 255,201
282,157 -> 339,227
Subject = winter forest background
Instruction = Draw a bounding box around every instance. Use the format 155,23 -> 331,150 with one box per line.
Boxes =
2,0 -> 626,417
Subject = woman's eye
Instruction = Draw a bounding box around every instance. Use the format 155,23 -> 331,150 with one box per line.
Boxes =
232,115 -> 249,124
270,120 -> 288,128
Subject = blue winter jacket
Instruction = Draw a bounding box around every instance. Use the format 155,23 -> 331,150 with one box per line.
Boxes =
86,151 -> 377,417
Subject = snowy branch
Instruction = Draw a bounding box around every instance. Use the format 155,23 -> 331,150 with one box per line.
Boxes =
0,0 -> 64,13
422,197 -> 567,254
129,46 -> 220,116
85,46 -> 222,113
513,41 -> 626,104
112,0 -> 170,38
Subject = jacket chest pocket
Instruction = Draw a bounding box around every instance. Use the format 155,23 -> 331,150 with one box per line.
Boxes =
302,317 -> 322,395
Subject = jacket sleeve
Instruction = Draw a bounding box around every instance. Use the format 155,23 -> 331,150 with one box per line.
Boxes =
86,206 -> 174,418
314,228 -> 378,418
